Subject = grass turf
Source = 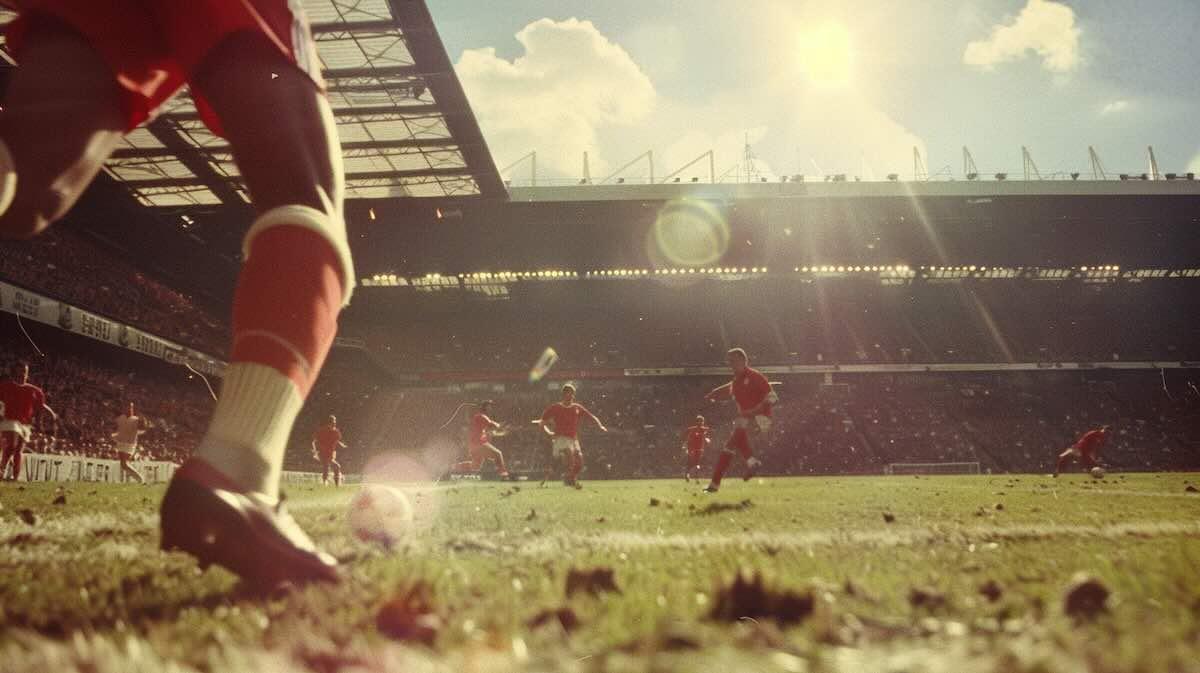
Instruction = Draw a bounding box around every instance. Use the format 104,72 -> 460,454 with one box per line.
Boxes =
1,472 -> 1199,672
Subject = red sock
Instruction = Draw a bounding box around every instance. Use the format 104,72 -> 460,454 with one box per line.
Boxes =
494,452 -> 509,475
11,448 -> 22,480
569,452 -> 583,480
711,450 -> 733,485
732,428 -> 753,460
231,226 -> 344,396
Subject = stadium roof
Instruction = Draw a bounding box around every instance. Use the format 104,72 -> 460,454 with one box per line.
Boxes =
0,0 -> 506,208
509,177 -> 1200,203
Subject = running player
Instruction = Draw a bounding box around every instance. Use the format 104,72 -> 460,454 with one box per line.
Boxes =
703,348 -> 777,493
0,1 -> 352,587
1054,425 -> 1110,476
0,362 -> 55,481
682,415 -> 711,481
111,402 -> 146,484
451,401 -> 511,480
312,415 -> 346,486
540,384 -> 607,488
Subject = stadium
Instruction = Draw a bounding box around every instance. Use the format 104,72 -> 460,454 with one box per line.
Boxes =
0,1 -> 1198,672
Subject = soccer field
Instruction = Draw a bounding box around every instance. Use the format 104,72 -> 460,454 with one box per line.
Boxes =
2,473 -> 1199,672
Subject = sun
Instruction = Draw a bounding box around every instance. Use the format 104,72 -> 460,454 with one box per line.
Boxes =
797,22 -> 854,88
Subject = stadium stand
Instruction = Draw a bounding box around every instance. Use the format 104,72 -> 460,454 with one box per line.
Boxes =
0,228 -> 227,355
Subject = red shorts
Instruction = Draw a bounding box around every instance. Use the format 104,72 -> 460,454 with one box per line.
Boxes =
687,449 -> 704,466
6,0 -> 324,136
319,450 -> 337,464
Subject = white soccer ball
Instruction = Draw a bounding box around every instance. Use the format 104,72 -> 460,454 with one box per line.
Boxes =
348,484 -> 414,545
1090,466 -> 1106,479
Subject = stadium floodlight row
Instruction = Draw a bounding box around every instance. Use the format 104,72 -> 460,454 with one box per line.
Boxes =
360,264 -> 1200,288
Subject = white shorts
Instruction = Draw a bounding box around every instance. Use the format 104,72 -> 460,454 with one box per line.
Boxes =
0,420 -> 32,442
1065,446 -> 1082,457
551,436 -> 581,458
734,415 -> 773,433
115,442 -> 138,454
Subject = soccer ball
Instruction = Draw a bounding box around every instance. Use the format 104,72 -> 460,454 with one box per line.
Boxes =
349,484 -> 414,545
1090,466 -> 1106,479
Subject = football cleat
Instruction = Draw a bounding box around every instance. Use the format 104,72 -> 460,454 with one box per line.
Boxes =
703,484 -> 719,493
160,459 -> 339,590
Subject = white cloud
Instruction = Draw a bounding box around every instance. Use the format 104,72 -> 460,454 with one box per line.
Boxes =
1099,100 -> 1130,115
964,0 -> 1081,73
457,17 -> 924,184
455,18 -> 655,178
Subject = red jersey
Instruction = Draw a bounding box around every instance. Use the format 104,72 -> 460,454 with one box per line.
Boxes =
684,425 -> 710,452
730,367 -> 773,417
313,425 -> 342,456
1074,429 -> 1107,457
541,403 -> 593,439
0,380 -> 45,425
469,412 -> 499,447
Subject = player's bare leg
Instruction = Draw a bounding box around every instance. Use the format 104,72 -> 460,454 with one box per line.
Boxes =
483,444 -> 510,479
3,436 -> 26,481
0,24 -> 125,237
120,457 -> 145,484
1053,449 -> 1074,477
330,459 -> 342,486
0,433 -> 16,480
159,33 -> 348,589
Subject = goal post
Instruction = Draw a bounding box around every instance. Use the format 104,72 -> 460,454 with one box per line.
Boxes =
884,462 -> 981,475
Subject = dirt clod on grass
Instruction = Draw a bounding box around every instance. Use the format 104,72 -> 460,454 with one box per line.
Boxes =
693,499 -> 754,516
17,509 -> 36,525
527,607 -> 580,632
566,567 -> 620,597
979,580 -> 1003,603
1064,574 -> 1109,620
1186,485 -> 1199,493
375,582 -> 442,645
709,569 -> 815,625
908,586 -> 947,610
882,512 -> 896,523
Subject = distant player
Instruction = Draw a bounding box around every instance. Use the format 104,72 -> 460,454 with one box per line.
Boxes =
0,1 -> 354,585
1054,425 -> 1110,476
112,402 -> 146,484
0,362 -> 56,481
312,416 -> 346,486
703,348 -> 777,493
540,384 -> 607,488
682,415 -> 711,481
451,401 -> 511,480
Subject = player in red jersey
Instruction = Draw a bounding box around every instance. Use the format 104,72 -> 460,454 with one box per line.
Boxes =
0,362 -> 56,480
451,401 -> 511,480
702,348 -> 777,493
312,416 -> 346,486
1054,425 -> 1110,476
681,415 -> 711,481
0,1 -> 352,586
540,384 -> 607,488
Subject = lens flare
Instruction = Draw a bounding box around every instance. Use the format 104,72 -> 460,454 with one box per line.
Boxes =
647,199 -> 730,269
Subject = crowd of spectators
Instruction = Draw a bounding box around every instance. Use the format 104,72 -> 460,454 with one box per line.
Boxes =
0,315 -> 212,465
0,228 -> 227,354
347,278 -> 1200,373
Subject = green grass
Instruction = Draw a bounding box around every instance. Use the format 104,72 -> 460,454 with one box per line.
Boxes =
2,472 -> 1200,672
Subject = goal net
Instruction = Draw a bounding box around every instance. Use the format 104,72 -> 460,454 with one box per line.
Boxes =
884,462 -> 981,475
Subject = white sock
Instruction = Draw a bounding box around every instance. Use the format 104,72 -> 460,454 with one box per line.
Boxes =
0,137 -> 17,218
194,363 -> 303,500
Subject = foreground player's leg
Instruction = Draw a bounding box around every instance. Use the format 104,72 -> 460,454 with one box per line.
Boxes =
160,33 -> 349,588
735,430 -> 761,481
331,459 -> 342,486
706,447 -> 735,492
0,23 -> 125,237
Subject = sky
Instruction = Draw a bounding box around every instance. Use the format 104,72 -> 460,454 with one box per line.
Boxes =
427,0 -> 1200,184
